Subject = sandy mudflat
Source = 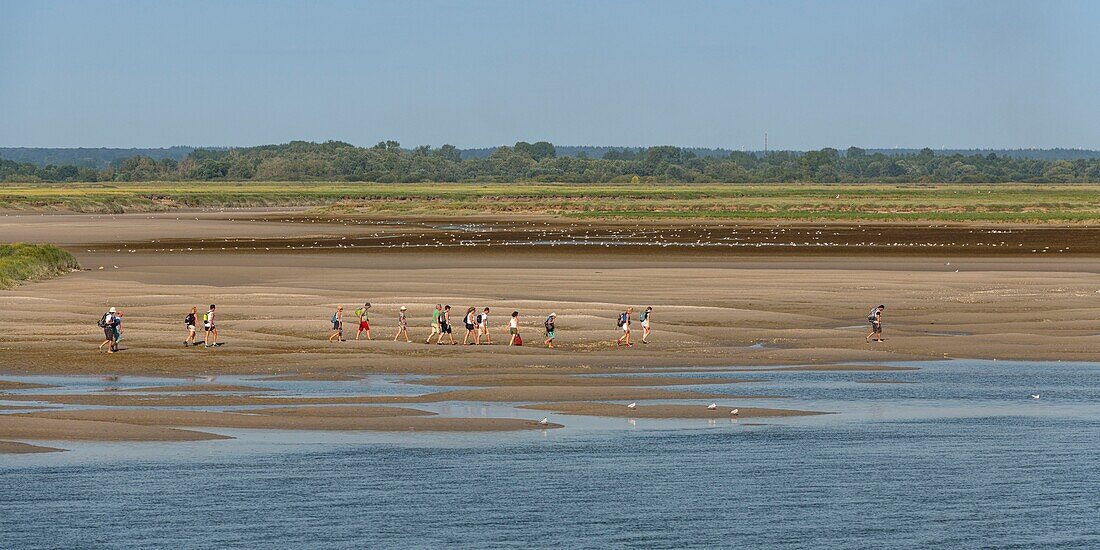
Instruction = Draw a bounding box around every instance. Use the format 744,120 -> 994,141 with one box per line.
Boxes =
0,387 -> 737,407
250,374 -> 365,381
0,440 -> 66,454
0,380 -> 55,390
0,415 -> 230,441
246,405 -> 435,417
521,402 -> 829,419
121,384 -> 280,392
0,404 -> 60,410
24,409 -> 560,432
738,365 -> 921,372
1,209 -> 1098,382
411,374 -> 759,387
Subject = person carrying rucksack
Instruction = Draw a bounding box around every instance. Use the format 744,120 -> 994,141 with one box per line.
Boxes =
866,304 -> 885,343
98,307 -> 119,354
204,304 -> 218,348
616,307 -> 633,347
477,307 -> 491,345
436,305 -> 456,345
329,305 -> 345,342
543,313 -> 556,349
462,306 -> 478,345
640,306 -> 653,345
355,302 -> 372,341
184,307 -> 198,347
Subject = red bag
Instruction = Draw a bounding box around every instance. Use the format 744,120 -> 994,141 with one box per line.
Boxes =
514,334 -> 523,346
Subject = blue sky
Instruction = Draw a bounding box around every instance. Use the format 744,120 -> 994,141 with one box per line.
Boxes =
2,0 -> 1098,149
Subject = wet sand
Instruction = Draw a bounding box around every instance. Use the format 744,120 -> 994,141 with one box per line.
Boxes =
22,409 -> 560,432
0,380 -> 55,390
2,209 -> 1098,380
521,402 -> 829,419
120,384 -> 281,392
0,387 -> 737,407
411,374 -> 759,386
0,415 -> 230,441
0,440 -> 65,454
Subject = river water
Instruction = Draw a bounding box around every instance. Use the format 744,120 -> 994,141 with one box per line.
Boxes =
3,360 -> 1099,548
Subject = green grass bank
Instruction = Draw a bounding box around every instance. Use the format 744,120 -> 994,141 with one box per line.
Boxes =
0,244 -> 81,289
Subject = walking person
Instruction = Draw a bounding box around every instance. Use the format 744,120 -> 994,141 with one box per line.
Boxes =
616,307 -> 633,347
477,307 -> 491,345
394,306 -> 411,342
437,305 -> 456,345
112,310 -> 123,351
866,304 -> 885,342
203,304 -> 218,347
508,311 -> 521,346
98,307 -> 119,354
184,306 -> 198,346
462,306 -> 478,345
640,306 -> 653,344
543,312 -> 556,349
426,304 -> 442,344
329,305 -> 345,342
355,302 -> 373,341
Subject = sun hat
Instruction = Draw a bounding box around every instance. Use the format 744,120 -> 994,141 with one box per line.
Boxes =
400,306 -> 407,311
549,312 -> 556,317
108,307 -> 117,313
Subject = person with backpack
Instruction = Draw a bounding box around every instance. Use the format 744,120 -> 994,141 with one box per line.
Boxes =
436,305 -> 456,345
425,304 -> 442,344
98,307 -> 119,354
508,311 -> 521,346
616,307 -> 633,347
329,305 -> 344,342
393,306 -> 411,342
866,305 -> 885,343
355,302 -> 373,341
203,304 -> 218,348
543,313 -> 556,349
184,307 -> 198,347
477,307 -> 491,345
462,306 -> 478,345
640,306 -> 653,344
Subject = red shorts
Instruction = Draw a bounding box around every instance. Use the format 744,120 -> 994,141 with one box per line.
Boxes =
359,321 -> 370,331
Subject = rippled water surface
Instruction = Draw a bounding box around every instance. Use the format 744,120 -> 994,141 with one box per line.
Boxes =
3,360 -> 1099,548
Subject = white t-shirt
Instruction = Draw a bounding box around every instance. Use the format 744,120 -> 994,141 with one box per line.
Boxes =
479,314 -> 488,327
206,310 -> 216,327
509,317 -> 518,329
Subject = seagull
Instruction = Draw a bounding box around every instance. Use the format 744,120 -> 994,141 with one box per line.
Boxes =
627,402 -> 637,410
538,417 -> 549,426
706,403 -> 718,410
730,409 -> 739,415
1031,394 -> 1040,399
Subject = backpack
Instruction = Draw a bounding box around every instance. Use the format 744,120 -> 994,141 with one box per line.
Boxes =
331,313 -> 339,324
640,311 -> 648,322
184,313 -> 194,326
354,307 -> 364,318
97,313 -> 109,328
203,312 -> 209,323
476,314 -> 484,324
616,312 -> 627,327
545,318 -> 553,331
867,309 -> 878,322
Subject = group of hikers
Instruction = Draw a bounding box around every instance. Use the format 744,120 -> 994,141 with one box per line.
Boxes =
96,302 -> 887,353
326,303 -> 655,348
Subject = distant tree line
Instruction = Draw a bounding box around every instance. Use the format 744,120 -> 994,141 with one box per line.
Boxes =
4,141 -> 1100,183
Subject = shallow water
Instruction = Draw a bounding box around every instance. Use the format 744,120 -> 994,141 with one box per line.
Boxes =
3,360 -> 1099,548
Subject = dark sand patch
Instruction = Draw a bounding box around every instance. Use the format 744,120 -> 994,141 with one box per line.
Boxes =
2,387 -> 737,407
412,374 -> 760,387
0,404 -> 60,411
250,373 -> 366,381
121,384 -> 281,393
0,440 -> 66,454
521,402 -> 830,419
0,415 -> 230,442
0,380 -> 55,390
244,406 -> 436,418
26,409 -> 559,432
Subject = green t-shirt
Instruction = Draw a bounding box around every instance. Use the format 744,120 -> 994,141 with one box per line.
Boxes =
432,310 -> 440,323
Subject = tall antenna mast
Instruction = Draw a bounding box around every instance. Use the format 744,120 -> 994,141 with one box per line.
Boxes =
764,132 -> 768,155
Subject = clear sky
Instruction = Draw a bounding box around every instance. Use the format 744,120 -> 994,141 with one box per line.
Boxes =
2,0 -> 1098,149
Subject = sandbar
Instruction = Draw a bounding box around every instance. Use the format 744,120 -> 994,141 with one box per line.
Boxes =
0,440 -> 66,454
0,415 -> 231,441
411,374 -> 759,387
0,380 -> 55,390
121,384 -> 280,392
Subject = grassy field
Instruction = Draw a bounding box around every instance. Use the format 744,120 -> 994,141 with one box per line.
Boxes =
0,244 -> 81,289
0,181 -> 1098,223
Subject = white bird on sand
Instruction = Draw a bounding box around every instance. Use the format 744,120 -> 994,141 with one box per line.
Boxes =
1031,394 -> 1040,399
706,403 -> 718,410
538,417 -> 549,426
730,409 -> 739,415
627,402 -> 637,410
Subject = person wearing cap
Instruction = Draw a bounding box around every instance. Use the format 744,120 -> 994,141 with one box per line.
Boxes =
543,312 -> 557,349
355,302 -> 373,341
98,307 -> 120,353
394,306 -> 411,342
